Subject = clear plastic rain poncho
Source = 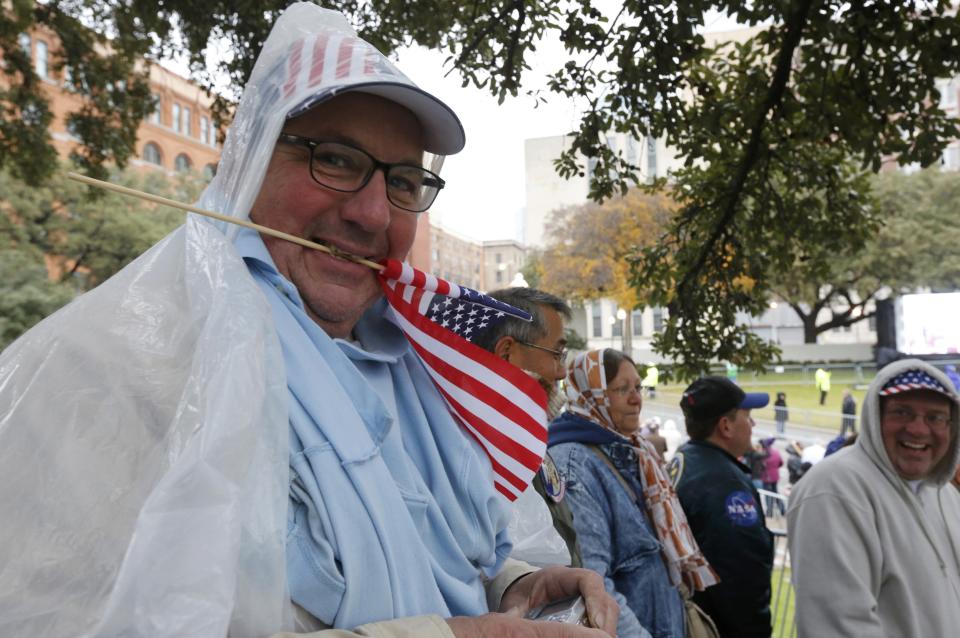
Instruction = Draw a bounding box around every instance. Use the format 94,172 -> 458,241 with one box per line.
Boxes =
0,3 -> 453,636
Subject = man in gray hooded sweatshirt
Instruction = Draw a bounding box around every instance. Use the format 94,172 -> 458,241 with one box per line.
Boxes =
788,359 -> 960,636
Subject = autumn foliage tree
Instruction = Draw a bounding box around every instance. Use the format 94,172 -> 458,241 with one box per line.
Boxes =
540,188 -> 675,312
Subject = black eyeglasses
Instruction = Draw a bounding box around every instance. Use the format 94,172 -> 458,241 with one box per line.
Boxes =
607,383 -> 643,398
883,407 -> 950,431
516,340 -> 567,364
277,134 -> 445,213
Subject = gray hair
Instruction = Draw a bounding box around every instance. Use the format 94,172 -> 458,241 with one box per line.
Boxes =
471,288 -> 571,353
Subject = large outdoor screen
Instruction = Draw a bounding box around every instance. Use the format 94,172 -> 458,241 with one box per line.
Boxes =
897,292 -> 960,355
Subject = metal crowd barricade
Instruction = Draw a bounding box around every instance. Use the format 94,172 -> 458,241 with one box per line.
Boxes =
758,489 -> 797,638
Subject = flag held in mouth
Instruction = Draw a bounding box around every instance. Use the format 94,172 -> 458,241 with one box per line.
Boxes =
378,259 -> 548,501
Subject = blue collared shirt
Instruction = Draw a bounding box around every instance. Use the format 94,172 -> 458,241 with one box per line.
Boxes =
234,229 -> 512,628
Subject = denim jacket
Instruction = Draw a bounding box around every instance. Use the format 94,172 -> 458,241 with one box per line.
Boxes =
549,412 -> 685,638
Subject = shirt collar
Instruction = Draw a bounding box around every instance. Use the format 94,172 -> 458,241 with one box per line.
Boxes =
234,227 -> 304,309
687,439 -> 752,473
341,298 -> 410,363
234,228 -> 410,362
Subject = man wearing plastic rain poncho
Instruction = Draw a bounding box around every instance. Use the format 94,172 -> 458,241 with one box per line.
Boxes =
0,4 -> 617,638
788,359 -> 960,636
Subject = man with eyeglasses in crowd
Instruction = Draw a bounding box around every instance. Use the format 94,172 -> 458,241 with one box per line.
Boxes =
0,5 -> 619,637
209,8 -> 620,638
473,287 -> 582,568
788,359 -> 960,636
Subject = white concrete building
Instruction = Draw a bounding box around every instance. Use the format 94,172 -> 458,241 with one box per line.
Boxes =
523,132 -> 673,248
482,239 -> 526,291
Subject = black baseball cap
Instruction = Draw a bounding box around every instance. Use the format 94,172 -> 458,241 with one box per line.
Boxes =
680,376 -> 769,422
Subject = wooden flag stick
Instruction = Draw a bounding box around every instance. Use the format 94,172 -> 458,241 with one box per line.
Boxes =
66,171 -> 385,272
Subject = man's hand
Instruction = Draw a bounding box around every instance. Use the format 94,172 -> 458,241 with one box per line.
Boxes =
446,613 -> 613,637
499,566 -> 618,635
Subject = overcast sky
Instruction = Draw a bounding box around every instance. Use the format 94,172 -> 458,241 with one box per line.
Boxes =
395,9 -> 744,242
395,40 -> 582,243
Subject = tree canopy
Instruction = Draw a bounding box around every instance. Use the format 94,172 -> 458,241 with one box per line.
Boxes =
0,166 -> 203,349
4,1 -> 960,374
771,167 -> 960,343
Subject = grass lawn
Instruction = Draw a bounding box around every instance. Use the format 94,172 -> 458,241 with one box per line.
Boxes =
770,566 -> 796,638
654,368 -> 878,433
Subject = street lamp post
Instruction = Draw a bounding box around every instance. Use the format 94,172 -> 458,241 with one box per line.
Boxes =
616,308 -> 627,354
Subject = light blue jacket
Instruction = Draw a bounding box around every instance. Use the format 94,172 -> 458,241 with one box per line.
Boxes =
236,229 -> 512,629
549,412 -> 684,638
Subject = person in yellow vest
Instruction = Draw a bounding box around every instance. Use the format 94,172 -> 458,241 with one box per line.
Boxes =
641,363 -> 660,399
815,367 -> 832,405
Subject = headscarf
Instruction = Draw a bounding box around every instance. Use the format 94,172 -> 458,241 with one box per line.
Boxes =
565,349 -> 719,591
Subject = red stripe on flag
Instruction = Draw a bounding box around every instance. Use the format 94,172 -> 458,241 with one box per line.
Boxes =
308,34 -> 330,87
434,277 -> 451,296
495,481 -> 514,500
411,267 -> 427,289
425,359 -> 543,473
379,259 -> 403,281
282,42 -> 302,99
447,410 -> 529,494
408,286 -> 425,313
409,337 -> 546,448
335,37 -> 353,80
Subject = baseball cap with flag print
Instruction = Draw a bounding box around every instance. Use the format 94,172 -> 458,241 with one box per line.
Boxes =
273,7 -> 464,155
879,369 -> 954,398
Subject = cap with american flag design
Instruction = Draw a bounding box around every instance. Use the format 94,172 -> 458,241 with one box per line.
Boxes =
273,6 -> 464,155
879,369 -> 953,398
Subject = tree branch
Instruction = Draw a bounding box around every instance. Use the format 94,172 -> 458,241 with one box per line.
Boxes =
676,0 -> 816,307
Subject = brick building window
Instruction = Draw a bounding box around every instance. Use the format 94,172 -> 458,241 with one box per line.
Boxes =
143,142 -> 162,166
35,41 -> 48,78
150,94 -> 161,124
653,307 -> 664,332
199,116 -> 209,144
174,153 -> 192,172
183,106 -> 191,136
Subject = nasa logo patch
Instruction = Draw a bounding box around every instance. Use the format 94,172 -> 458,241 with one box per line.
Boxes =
667,452 -> 684,486
724,490 -> 760,527
539,451 -> 565,503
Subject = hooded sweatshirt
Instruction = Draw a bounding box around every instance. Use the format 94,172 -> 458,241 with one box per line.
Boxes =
787,359 -> 960,637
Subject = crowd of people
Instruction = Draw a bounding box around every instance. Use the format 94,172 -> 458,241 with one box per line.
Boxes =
503,315 -> 960,637
1,4 -> 959,638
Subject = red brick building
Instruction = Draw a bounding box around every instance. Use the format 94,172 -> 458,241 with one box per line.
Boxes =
14,25 -> 221,177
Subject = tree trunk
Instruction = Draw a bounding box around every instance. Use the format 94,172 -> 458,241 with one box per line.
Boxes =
803,315 -> 818,343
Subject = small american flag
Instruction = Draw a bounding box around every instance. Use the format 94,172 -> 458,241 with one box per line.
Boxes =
378,259 -> 548,501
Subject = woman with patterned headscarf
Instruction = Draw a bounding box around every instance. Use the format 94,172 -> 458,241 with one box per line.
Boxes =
547,349 -> 718,637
